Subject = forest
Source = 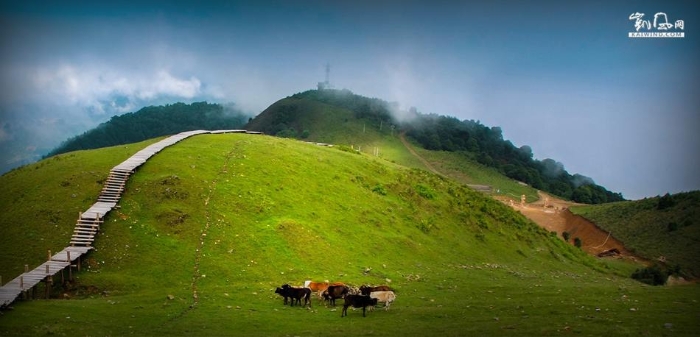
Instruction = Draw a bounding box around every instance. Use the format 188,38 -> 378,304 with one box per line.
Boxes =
45,102 -> 249,157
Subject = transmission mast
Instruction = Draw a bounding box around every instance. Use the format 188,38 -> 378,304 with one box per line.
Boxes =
318,62 -> 332,90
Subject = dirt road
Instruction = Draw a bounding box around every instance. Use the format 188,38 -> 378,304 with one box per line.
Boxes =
499,192 -> 635,258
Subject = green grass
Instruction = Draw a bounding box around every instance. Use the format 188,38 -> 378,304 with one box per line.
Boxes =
1,134 -> 699,336
410,146 -> 540,202
571,192 -> 700,278
0,138 -> 163,281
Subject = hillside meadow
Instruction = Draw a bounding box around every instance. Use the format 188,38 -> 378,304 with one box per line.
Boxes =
571,193 -> 700,279
1,134 -> 699,336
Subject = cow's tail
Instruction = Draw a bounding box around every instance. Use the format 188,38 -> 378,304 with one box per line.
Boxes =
305,288 -> 312,308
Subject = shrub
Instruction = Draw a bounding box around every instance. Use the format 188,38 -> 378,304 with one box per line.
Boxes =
415,184 -> 435,200
372,184 -> 387,196
657,193 -> 676,210
573,237 -> 582,248
667,222 -> 679,232
562,231 -> 570,241
631,265 -> 668,285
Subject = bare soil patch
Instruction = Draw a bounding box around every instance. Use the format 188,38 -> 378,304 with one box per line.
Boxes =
498,192 -> 643,262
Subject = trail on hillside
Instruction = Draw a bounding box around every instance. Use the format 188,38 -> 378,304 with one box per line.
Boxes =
170,144 -> 237,322
399,132 -> 441,175
396,133 -> 640,263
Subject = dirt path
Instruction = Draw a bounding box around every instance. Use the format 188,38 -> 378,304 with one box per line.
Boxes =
399,132 -> 440,175
498,192 -> 638,259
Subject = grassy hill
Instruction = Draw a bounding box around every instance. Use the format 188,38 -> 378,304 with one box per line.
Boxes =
1,134 -> 699,336
570,192 -> 700,279
246,90 -> 540,202
46,102 -> 248,158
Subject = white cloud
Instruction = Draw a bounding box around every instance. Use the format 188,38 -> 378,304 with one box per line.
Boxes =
29,63 -> 203,115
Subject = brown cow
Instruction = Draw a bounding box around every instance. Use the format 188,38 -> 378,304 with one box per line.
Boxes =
359,285 -> 392,296
305,280 -> 345,300
322,285 -> 349,306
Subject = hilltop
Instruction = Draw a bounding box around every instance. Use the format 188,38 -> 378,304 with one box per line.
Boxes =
246,89 -> 624,204
45,102 -> 249,158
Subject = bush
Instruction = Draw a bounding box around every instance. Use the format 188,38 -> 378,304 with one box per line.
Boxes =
415,184 -> 435,200
573,237 -> 582,248
667,222 -> 679,232
657,193 -> 676,210
562,231 -> 570,241
372,184 -> 387,196
631,265 -> 668,285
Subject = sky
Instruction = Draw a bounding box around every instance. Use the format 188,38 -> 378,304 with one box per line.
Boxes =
1,0 -> 698,200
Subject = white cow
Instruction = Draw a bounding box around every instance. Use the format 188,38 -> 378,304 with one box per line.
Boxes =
369,291 -> 396,310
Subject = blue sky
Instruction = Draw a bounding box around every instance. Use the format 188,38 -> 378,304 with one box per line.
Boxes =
1,0 -> 698,199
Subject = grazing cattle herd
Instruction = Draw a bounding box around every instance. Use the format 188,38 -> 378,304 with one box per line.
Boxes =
275,280 -> 396,317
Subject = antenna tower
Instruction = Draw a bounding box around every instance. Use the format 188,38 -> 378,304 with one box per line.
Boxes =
318,62 -> 332,90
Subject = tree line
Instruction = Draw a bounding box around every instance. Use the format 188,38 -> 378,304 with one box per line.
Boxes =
295,89 -> 623,204
402,113 -> 624,203
45,102 -> 249,157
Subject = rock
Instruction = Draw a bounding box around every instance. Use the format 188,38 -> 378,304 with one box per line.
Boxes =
664,323 -> 673,329
167,295 -> 175,300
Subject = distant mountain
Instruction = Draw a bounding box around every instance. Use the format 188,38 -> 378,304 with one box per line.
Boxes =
45,102 -> 249,157
247,89 -> 624,204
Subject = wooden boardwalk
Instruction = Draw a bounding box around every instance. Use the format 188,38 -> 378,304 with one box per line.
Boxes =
0,129 -> 260,308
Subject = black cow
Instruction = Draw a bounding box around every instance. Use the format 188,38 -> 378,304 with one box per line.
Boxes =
341,294 -> 378,317
322,285 -> 348,306
275,287 -> 290,305
276,284 -> 312,307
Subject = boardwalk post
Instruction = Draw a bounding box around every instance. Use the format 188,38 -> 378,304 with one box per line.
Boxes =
24,264 -> 28,273
68,250 -> 73,281
67,251 -> 73,280
45,264 -> 50,299
48,250 -> 51,261
20,275 -> 25,299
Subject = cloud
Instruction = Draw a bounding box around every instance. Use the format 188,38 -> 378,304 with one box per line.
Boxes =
0,59 -> 210,174
29,64 -> 203,115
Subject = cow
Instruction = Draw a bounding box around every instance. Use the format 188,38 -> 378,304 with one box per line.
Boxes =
359,285 -> 392,296
322,284 -> 348,306
369,291 -> 396,310
341,294 -> 378,317
276,284 -> 312,307
347,285 -> 361,295
304,280 -> 345,301
274,287 -> 291,305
